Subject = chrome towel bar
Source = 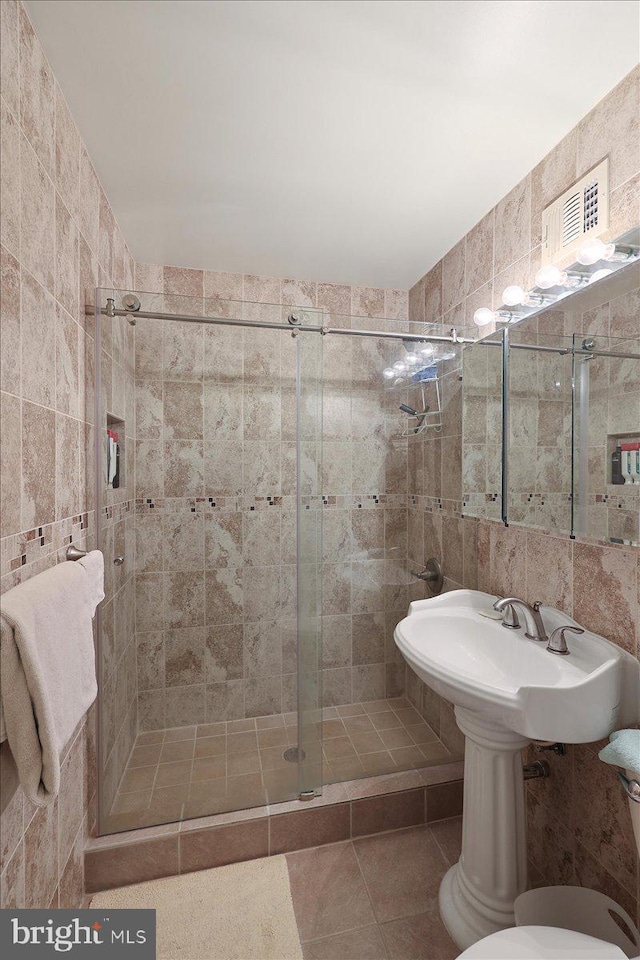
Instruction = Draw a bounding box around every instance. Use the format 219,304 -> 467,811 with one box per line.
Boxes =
66,546 -> 124,566
66,546 -> 87,561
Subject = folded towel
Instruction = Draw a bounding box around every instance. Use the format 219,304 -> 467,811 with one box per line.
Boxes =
0,550 -> 103,805
598,730 -> 640,779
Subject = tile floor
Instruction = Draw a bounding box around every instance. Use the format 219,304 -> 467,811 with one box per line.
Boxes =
286,819 -> 462,959
106,698 -> 455,833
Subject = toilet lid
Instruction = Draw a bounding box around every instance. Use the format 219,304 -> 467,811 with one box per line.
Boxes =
457,925 -> 628,959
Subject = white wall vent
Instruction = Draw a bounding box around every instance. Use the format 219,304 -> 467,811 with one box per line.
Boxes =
540,158 -> 609,265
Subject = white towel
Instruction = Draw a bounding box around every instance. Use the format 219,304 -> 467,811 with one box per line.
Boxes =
0,550 -> 103,805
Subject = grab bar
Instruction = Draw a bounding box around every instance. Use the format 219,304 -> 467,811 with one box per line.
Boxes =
618,771 -> 640,803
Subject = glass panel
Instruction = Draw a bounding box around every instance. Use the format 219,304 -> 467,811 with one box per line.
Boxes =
462,330 -> 504,522
296,326 -> 324,799
572,332 -> 640,544
506,319 -> 574,534
95,288 -> 327,832
319,315 -> 466,784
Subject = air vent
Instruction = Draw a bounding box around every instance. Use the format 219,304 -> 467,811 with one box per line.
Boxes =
540,158 -> 609,265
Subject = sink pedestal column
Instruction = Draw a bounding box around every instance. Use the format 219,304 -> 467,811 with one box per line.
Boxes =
439,706 -> 530,951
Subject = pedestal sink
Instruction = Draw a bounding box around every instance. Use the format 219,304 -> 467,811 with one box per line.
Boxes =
394,589 -> 638,951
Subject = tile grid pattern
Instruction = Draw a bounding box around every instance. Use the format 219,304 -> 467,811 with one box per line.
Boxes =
287,823 -> 462,959
0,0 -> 134,911
106,698 -> 453,833
405,64 -> 640,925
129,263 -> 413,740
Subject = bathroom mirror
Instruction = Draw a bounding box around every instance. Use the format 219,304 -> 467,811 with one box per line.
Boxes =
503,254 -> 640,544
462,329 -> 504,522
505,320 -> 574,535
570,272 -> 640,545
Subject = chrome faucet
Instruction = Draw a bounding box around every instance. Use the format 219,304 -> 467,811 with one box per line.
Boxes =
492,597 -> 549,642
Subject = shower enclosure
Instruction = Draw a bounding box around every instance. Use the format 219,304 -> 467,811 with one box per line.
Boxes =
94,287 -> 467,835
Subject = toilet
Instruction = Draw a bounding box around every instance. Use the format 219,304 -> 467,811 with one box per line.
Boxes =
457,778 -> 640,959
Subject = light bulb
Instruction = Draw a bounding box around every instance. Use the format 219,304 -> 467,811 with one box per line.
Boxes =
502,285 -> 527,306
473,307 -> 495,327
535,265 -> 567,289
383,367 -> 395,380
576,237 -> 615,265
588,268 -> 613,284
419,344 -> 435,357
438,349 -> 456,361
405,352 -> 420,365
393,361 -> 407,373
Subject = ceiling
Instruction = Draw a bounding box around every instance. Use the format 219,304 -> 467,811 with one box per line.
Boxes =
26,0 -> 640,289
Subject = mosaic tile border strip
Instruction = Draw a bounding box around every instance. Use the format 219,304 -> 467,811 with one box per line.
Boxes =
101,499 -> 135,522
134,494 -> 411,515
409,496 -> 465,517
0,512 -> 94,586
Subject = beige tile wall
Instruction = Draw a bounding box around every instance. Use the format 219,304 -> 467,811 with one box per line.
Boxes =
406,65 -> 640,923
0,0 -> 135,908
129,264 -> 411,727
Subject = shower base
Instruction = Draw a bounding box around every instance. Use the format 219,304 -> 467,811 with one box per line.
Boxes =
104,697 -> 454,835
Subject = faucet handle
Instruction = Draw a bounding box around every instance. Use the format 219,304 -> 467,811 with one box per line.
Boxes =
492,597 -> 520,630
547,625 -> 584,656
501,604 -> 520,629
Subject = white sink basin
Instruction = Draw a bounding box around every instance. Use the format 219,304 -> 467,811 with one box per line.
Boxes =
394,588 -> 635,743
395,590 -> 639,949
394,588 -> 640,952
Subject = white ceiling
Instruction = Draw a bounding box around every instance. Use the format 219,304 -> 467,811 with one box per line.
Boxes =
26,0 -> 640,289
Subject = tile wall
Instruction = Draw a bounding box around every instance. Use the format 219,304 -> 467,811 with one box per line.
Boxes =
129,264 -> 413,729
406,65 -> 640,923
0,0 -> 135,908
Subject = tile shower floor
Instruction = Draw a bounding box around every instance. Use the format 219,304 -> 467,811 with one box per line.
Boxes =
107,698 -> 454,832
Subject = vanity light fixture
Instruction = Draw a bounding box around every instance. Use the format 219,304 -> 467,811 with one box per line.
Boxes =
576,236 -> 616,265
393,360 -> 407,373
502,284 -> 528,307
534,265 -> 567,289
473,307 -> 524,327
502,284 -> 557,309
471,226 -> 639,335
473,307 -> 495,327
383,367 -> 395,380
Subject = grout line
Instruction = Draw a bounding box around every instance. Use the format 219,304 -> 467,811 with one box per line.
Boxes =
300,920 -> 389,950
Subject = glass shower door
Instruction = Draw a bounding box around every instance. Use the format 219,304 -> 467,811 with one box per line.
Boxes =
296,325 -> 323,799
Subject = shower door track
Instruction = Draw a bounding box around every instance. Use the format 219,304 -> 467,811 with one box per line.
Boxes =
89,302 -> 475,345
89,303 -> 640,360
